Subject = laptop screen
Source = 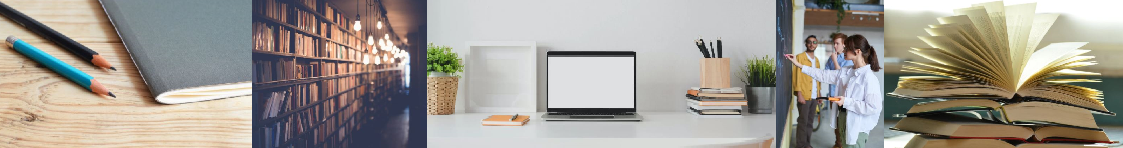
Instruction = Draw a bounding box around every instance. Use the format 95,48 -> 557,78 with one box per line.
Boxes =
547,52 -> 635,111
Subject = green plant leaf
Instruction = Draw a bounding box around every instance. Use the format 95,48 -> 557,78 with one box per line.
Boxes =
427,43 -> 465,76
739,55 -> 777,87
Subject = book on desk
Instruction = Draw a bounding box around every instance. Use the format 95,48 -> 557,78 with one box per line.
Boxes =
482,115 -> 531,126
686,87 -> 746,117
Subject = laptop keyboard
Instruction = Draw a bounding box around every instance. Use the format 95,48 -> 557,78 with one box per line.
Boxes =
547,112 -> 635,115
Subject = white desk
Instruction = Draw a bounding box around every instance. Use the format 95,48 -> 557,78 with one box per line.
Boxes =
427,112 -> 775,147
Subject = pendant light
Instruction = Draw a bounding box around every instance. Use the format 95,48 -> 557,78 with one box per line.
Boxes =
367,36 -> 374,46
353,0 -> 362,31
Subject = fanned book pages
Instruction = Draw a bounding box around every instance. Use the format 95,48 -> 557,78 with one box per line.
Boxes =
888,1 -> 1110,115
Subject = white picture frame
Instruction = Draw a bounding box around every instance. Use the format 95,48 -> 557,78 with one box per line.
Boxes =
464,41 -> 537,113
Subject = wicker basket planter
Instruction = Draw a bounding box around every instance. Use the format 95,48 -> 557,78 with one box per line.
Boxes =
427,75 -> 459,115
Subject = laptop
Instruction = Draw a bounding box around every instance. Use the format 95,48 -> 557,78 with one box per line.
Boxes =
542,51 -> 642,121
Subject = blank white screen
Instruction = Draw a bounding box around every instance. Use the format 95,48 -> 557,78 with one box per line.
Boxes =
547,57 -> 635,108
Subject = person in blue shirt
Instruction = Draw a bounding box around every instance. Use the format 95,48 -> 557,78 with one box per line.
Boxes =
825,33 -> 853,148
826,33 -> 853,99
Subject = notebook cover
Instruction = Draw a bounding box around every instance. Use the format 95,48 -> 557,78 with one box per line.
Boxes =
99,0 -> 250,101
482,115 -> 530,126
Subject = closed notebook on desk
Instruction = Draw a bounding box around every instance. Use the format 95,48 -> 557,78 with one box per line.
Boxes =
482,115 -> 530,126
99,0 -> 251,104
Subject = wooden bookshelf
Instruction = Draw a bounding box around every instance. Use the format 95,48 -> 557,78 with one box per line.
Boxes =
252,0 -> 409,147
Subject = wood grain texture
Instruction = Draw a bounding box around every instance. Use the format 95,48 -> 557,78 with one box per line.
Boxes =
0,0 -> 250,147
700,58 -> 731,88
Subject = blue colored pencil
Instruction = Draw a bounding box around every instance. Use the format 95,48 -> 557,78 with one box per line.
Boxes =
6,35 -> 114,98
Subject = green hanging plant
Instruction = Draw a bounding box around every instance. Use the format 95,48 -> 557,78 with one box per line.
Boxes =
813,0 -> 850,33
426,43 -> 464,76
739,55 -> 776,87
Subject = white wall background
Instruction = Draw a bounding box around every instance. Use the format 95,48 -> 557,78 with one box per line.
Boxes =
428,0 -> 776,112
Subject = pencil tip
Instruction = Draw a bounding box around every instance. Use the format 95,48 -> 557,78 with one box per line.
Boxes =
109,67 -> 117,71
108,92 -> 116,98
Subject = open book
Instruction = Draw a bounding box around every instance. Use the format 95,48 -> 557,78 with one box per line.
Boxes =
888,1 -> 1109,115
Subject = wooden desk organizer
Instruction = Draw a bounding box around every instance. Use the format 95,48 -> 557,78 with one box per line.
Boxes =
700,58 -> 731,88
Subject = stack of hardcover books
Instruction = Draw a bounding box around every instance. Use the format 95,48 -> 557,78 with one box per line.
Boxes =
888,1 -> 1115,148
686,87 -> 746,118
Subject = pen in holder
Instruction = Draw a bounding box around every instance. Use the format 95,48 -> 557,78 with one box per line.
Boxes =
700,58 -> 731,88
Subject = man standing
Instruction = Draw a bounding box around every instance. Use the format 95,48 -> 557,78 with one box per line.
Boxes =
825,33 -> 853,148
793,35 -> 821,148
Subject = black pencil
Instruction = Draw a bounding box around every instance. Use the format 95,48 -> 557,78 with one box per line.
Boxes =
0,1 -> 116,71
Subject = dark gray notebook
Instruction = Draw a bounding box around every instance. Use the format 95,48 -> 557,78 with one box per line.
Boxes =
100,0 -> 251,104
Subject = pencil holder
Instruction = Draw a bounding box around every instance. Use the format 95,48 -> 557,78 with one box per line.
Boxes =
427,76 -> 459,115
700,58 -> 731,88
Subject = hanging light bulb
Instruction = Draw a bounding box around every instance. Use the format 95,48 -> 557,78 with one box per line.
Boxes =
352,15 -> 361,31
375,55 -> 381,65
376,21 -> 383,29
367,36 -> 374,45
384,34 -> 390,40
378,38 -> 385,49
363,54 -> 369,64
354,1 -> 362,31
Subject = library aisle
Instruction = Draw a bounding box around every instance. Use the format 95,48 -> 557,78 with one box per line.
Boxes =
252,0 -> 424,147
353,106 -> 411,147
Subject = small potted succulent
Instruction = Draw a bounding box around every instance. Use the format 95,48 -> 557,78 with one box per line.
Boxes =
738,55 -> 776,114
426,43 -> 464,115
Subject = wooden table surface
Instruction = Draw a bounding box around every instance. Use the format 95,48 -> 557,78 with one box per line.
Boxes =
0,0 -> 251,147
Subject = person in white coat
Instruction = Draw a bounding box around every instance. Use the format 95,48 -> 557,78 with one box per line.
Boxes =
784,34 -> 883,148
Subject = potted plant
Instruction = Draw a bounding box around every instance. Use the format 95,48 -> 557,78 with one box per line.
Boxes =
426,43 -> 464,115
738,55 -> 776,114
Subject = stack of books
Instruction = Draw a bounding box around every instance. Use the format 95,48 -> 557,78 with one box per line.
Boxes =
888,2 -> 1114,148
685,87 -> 746,117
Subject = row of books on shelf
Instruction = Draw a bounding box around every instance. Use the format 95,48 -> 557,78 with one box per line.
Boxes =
261,86 -> 368,148
294,0 -> 316,13
292,33 -> 316,57
292,8 -> 318,35
324,42 -> 361,61
254,59 -> 290,82
253,58 -> 365,83
321,23 -> 360,48
258,0 -> 287,22
322,1 -> 336,23
312,90 -> 363,144
258,77 -> 368,122
253,25 -> 365,60
257,0 -> 365,55
323,4 -> 350,33
253,26 -> 364,62
253,22 -> 277,52
322,76 -> 363,98
252,22 -> 313,57
685,87 -> 746,118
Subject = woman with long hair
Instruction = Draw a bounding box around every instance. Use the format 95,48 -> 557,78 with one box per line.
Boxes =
784,34 -> 883,148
